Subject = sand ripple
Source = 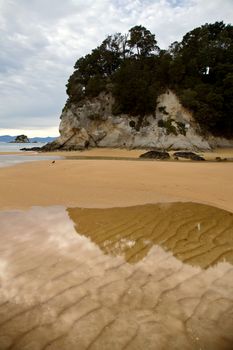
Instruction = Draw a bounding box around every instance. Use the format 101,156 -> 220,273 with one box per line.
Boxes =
68,202 -> 233,268
0,204 -> 232,349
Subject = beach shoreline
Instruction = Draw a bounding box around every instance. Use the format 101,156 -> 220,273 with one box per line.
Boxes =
0,148 -> 233,212
1,146 -> 233,159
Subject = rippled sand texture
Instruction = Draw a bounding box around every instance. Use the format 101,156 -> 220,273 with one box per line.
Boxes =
0,205 -> 233,350
68,203 -> 233,268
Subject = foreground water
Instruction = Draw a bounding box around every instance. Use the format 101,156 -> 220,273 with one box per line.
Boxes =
0,142 -> 46,152
0,203 -> 233,349
0,154 -> 62,168
0,143 -> 62,167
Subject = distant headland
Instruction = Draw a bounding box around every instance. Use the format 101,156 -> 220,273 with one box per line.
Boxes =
0,135 -> 57,143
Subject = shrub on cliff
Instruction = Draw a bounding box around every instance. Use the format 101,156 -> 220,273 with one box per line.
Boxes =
169,21 -> 233,137
65,22 -> 233,138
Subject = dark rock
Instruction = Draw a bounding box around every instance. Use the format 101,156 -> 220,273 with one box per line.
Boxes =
20,147 -> 42,151
41,141 -> 60,151
173,152 -> 205,161
139,151 -> 170,160
11,134 -> 30,143
216,157 -> 228,162
41,140 -> 87,152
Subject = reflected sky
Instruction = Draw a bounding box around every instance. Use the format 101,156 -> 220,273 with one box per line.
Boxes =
0,204 -> 233,349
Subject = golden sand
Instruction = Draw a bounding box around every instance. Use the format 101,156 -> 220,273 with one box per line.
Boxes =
0,156 -> 233,211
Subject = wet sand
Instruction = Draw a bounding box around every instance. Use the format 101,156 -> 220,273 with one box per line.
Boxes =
68,202 -> 233,268
0,205 -> 233,349
0,157 -> 233,212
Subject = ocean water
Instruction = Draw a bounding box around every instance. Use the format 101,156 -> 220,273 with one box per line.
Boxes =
0,203 -> 232,349
0,142 -> 46,152
0,142 -> 61,167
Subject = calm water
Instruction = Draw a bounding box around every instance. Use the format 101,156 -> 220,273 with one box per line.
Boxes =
0,142 -> 61,167
0,142 -> 46,152
0,203 -> 232,349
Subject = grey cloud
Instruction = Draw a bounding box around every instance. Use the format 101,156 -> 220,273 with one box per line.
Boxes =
0,0 -> 232,133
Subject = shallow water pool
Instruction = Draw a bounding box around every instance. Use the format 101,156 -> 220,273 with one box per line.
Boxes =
0,203 -> 232,349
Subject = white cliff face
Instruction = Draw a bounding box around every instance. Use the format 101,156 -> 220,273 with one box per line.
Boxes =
52,90 -> 211,151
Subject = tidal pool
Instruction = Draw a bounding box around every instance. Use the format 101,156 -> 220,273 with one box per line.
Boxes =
0,203 -> 233,349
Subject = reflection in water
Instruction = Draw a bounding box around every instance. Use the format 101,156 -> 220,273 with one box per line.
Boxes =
68,203 -> 233,268
0,204 -> 232,349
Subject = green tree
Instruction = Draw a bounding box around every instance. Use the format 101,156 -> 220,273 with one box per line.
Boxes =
65,22 -> 233,138
112,57 -> 163,120
128,25 -> 159,57
171,21 -> 233,136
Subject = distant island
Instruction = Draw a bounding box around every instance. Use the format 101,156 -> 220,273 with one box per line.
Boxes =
0,135 -> 57,143
10,135 -> 30,143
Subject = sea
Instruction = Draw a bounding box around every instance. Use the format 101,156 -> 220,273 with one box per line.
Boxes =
0,142 -> 61,167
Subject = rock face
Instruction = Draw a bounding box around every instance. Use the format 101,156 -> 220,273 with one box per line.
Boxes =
43,90 -> 213,151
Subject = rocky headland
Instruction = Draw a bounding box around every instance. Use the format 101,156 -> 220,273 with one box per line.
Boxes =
42,90 -> 233,152
41,23 -> 232,152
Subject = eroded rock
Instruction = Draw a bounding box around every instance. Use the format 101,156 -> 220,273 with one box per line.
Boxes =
41,90 -> 218,152
139,151 -> 170,160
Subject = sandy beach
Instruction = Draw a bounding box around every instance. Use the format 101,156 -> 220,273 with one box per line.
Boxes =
0,149 -> 233,349
0,149 -> 233,211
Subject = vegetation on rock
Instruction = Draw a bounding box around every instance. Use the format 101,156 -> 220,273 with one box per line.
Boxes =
12,135 -> 29,143
66,22 -> 233,138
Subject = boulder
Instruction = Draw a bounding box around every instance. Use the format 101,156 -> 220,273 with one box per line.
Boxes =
139,151 -> 170,160
173,152 -> 205,161
215,157 -> 227,162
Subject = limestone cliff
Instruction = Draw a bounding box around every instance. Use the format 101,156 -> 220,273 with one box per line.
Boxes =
44,90 -> 222,151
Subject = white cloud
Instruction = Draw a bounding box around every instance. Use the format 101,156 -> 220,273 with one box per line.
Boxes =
0,127 -> 59,138
0,0 -> 232,135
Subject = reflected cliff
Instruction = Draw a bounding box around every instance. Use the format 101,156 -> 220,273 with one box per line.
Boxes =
0,204 -> 233,349
67,202 -> 233,268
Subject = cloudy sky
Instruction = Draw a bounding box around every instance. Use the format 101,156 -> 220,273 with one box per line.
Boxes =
0,0 -> 232,137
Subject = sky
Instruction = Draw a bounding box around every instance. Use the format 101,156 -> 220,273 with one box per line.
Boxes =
0,0 -> 232,137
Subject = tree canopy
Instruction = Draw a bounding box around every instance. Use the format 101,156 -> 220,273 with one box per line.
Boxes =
66,22 -> 233,138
